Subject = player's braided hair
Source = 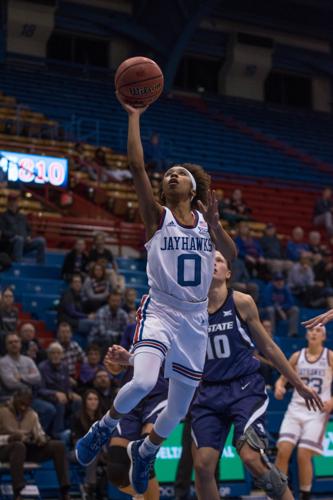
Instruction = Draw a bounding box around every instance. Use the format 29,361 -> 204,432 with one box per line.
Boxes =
159,162 -> 211,208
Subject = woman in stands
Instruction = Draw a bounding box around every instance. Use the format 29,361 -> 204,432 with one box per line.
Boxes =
106,252 -> 323,500
76,93 -> 237,494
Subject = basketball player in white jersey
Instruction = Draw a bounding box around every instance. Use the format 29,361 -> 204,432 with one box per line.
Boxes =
76,94 -> 237,494
275,325 -> 333,500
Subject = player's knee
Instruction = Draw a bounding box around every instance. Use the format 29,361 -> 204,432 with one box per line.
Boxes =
240,446 -> 259,469
194,457 -> 216,482
255,465 -> 288,500
107,446 -> 130,488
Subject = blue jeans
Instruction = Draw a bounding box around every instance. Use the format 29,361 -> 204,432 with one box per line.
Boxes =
11,235 -> 46,263
31,398 -> 56,433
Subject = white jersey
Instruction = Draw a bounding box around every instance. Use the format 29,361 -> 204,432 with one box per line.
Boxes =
145,207 -> 215,304
291,348 -> 332,406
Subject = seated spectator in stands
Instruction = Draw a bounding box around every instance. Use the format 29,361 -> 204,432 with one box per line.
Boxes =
215,189 -> 231,220
229,188 -> 252,221
229,257 -> 259,303
262,273 -> 299,336
79,344 -> 104,388
88,292 -> 128,348
38,342 -> 81,438
57,322 -> 86,387
0,193 -> 46,263
308,230 -> 327,257
260,223 -> 291,275
58,274 -> 97,335
0,287 -> 19,353
313,187 -> 333,236
122,287 -> 138,314
92,368 -> 117,413
0,332 -> 56,433
144,131 -> 168,174
313,249 -> 333,288
286,226 -> 310,262
82,263 -> 111,313
288,254 -> 333,309
88,231 -> 117,271
71,389 -> 104,499
256,319 -> 275,388
61,238 -> 89,281
0,388 -> 71,500
234,221 -> 267,278
18,322 -> 46,364
72,142 -> 98,181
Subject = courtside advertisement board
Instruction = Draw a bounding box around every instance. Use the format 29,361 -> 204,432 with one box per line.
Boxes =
314,420 -> 333,477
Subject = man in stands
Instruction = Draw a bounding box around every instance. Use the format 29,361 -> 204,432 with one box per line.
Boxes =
0,388 -> 71,500
260,223 -> 291,275
313,187 -> 333,236
262,273 -> 299,336
58,274 -> 97,336
234,221 -> 267,278
92,368 -> 117,414
0,332 -> 56,433
286,226 -> 310,262
0,192 -> 46,263
56,322 -> 86,387
88,292 -> 128,348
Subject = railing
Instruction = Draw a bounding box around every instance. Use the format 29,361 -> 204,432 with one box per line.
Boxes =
29,215 -> 145,255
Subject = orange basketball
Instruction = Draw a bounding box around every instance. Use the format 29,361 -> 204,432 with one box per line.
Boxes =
115,56 -> 164,108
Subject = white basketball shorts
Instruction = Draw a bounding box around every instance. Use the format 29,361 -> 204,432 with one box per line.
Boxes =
277,402 -> 329,454
132,288 -> 208,387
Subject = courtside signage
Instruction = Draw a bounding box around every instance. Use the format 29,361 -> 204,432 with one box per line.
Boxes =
0,150 -> 68,188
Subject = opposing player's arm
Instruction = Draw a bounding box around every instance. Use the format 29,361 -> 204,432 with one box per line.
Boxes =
234,292 -> 324,411
117,94 -> 163,239
302,308 -> 333,329
198,190 -> 237,262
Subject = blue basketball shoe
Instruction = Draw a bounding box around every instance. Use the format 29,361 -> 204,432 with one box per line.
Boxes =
127,439 -> 156,494
75,421 -> 113,466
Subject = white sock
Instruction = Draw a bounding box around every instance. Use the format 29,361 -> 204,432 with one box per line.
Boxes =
138,436 -> 160,458
99,411 -> 119,430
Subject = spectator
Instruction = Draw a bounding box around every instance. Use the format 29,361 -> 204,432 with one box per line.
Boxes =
38,342 -> 81,438
0,332 -> 56,433
58,274 -> 97,335
61,238 -> 89,281
229,189 -> 252,221
286,226 -> 310,262
57,322 -> 86,386
0,193 -> 46,263
0,388 -> 71,500
72,142 -> 98,181
92,369 -> 117,413
234,221 -> 267,278
79,344 -> 104,388
229,258 -> 259,303
71,389 -> 104,499
82,263 -> 111,313
260,223 -> 291,275
313,187 -> 333,236
88,231 -> 116,270
215,189 -> 231,221
144,131 -> 167,174
88,292 -> 128,348
0,287 -> 19,353
288,255 -> 333,309
262,273 -> 299,336
308,230 -> 327,257
18,322 -> 46,364
313,249 -> 333,288
122,287 -> 138,314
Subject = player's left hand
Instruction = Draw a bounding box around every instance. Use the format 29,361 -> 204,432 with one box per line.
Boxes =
105,344 -> 132,367
302,308 -> 333,329
296,383 -> 324,411
198,190 -> 220,230
322,400 -> 333,414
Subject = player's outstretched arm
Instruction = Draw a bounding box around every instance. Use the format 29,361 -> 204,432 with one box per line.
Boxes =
234,292 -> 324,411
274,353 -> 299,400
302,308 -> 333,329
198,190 -> 237,262
116,93 -> 163,238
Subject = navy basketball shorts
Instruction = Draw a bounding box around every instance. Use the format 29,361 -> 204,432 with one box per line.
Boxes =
191,372 -> 269,451
112,390 -> 168,442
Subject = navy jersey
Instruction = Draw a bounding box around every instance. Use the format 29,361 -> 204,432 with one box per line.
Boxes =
203,289 -> 260,382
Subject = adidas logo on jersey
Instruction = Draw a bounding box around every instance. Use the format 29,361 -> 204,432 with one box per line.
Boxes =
167,221 -> 176,227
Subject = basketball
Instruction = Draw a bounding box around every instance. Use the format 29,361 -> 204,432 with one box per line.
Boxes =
115,56 -> 164,108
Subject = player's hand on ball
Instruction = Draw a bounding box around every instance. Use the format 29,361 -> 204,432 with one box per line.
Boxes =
105,345 -> 132,366
198,190 -> 220,230
296,383 -> 324,411
302,308 -> 333,329
116,92 -> 149,116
